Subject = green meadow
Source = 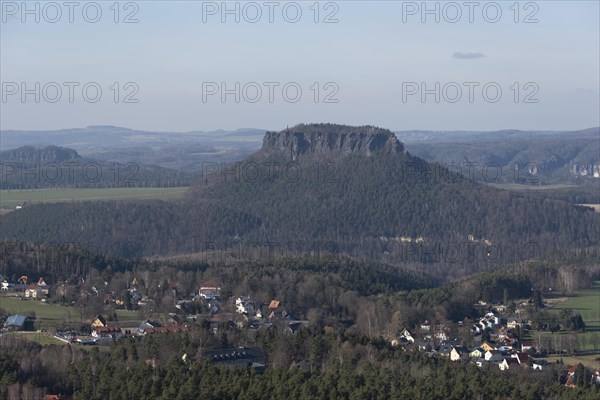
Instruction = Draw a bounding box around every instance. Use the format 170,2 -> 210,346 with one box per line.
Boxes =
536,281 -> 600,353
0,296 -> 141,328
0,187 -> 188,209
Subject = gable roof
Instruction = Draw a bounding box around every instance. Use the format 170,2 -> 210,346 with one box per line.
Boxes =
568,364 -> 579,374
203,347 -> 264,367
269,300 -> 280,309
95,326 -> 121,334
513,352 -> 529,364
92,315 -> 107,325
4,314 -> 27,328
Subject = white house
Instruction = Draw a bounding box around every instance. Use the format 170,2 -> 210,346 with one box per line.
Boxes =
499,358 -> 519,371
236,297 -> 255,315
484,350 -> 503,363
450,346 -> 468,362
469,348 -> 484,358
399,328 -> 415,343
507,320 -> 520,329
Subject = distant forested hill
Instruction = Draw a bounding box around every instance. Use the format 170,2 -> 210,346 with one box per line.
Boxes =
0,145 -> 193,189
398,128 -> 600,185
1,124 -> 598,277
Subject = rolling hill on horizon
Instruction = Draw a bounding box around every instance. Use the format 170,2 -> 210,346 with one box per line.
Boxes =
1,124 -> 598,278
0,145 -> 193,190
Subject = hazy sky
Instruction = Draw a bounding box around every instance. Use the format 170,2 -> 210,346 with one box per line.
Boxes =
1,0 -> 599,132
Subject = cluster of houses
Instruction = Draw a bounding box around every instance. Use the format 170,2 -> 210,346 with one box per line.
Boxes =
89,314 -> 190,340
194,279 -> 308,336
1,275 -> 52,299
394,310 -> 547,372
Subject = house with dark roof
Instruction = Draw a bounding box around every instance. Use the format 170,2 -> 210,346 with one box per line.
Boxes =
511,352 -> 529,365
203,347 -> 265,370
200,280 -> 222,292
450,346 -> 469,361
484,350 -> 503,363
499,358 -> 520,371
92,326 -> 121,339
286,320 -> 309,335
90,315 -> 107,329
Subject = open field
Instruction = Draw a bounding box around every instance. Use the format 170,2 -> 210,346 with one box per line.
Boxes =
550,281 -> 600,334
531,281 -> 600,354
1,331 -> 68,346
545,354 -> 600,370
490,183 -> 579,191
0,296 -> 141,328
0,187 -> 188,209
1,297 -> 71,327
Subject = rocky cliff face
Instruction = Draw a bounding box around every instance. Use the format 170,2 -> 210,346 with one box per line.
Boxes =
261,124 -> 404,161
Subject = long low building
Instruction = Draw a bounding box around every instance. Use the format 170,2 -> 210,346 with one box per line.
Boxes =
202,347 -> 265,370
3,314 -> 28,331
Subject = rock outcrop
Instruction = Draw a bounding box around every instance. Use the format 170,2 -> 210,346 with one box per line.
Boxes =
261,123 -> 404,161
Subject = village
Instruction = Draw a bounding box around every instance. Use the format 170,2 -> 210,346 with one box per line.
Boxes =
1,273 -> 599,388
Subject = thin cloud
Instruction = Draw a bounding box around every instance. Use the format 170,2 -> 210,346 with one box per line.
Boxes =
452,52 -> 486,60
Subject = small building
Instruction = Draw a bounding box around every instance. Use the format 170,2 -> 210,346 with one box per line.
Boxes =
399,328 -> 415,343
469,348 -> 484,358
199,290 -> 220,300
291,359 -> 311,373
531,360 -> 548,371
472,358 -> 486,368
138,320 -> 161,333
521,341 -> 534,352
511,352 -> 529,365
484,350 -> 503,363
3,314 -> 27,331
236,297 -> 256,315
268,300 -> 281,310
143,325 -> 190,335
433,343 -> 453,357
450,346 -> 469,362
480,341 -> 496,352
200,280 -> 222,293
202,347 -> 265,370
90,315 -> 107,329
433,330 -> 448,342
286,320 -> 309,335
592,370 -> 600,385
92,326 -> 121,338
499,358 -> 519,371
507,319 -> 520,329
25,277 -> 51,299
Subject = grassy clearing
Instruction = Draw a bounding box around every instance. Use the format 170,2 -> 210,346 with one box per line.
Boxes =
545,354 -> 600,370
0,297 -> 73,327
534,281 -> 600,352
0,187 -> 188,209
550,281 -> 600,333
0,296 -> 141,327
3,331 -> 68,346
490,183 -> 579,191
